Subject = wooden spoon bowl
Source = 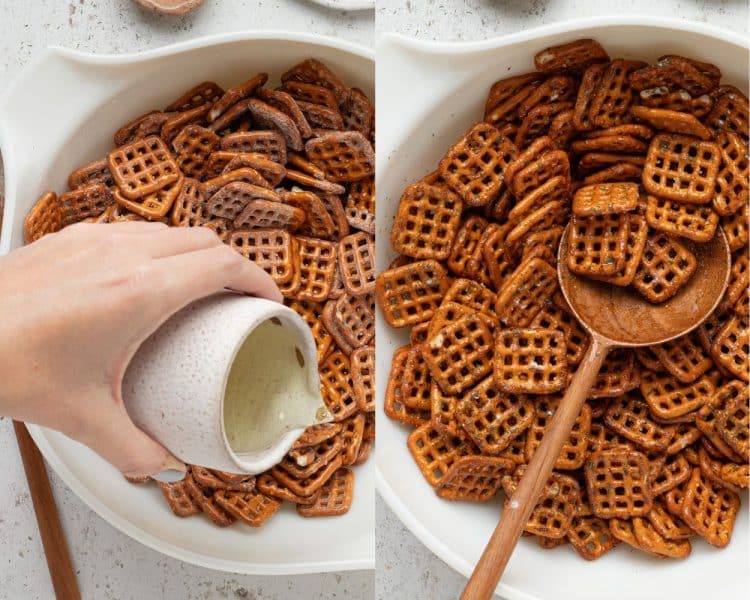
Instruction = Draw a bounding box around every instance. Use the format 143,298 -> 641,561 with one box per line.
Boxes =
133,0 -> 207,16
462,224 -> 731,600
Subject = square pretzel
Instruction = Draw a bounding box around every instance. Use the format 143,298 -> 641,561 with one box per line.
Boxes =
531,296 -> 590,365
338,232 -> 375,296
113,175 -> 183,220
651,331 -> 714,383
436,455 -> 515,502
400,345 -> 433,411
447,216 -> 489,278
588,59 -> 645,128
172,125 -> 220,179
680,467 -> 740,548
108,135 -> 180,200
319,350 -> 359,422
645,195 -> 719,242
333,292 -> 375,349
443,278 -> 497,318
643,134 -> 721,204
391,180 -> 463,261
604,394 -> 673,452
567,213 -> 629,277
423,314 -> 495,396
633,231 -> 698,303
640,370 -> 716,421
58,183 -> 114,226
584,448 -> 653,519
590,214 -> 649,287
407,422 -> 475,487
350,345 -> 375,412
229,229 -> 297,285
345,177 -> 376,234
572,182 -> 639,217
430,382 -> 463,438
495,257 -> 558,327
297,468 -> 354,517
715,388 -> 749,460
376,260 -> 450,328
285,299 -> 332,364
220,132 -> 287,164
305,131 -> 374,183
438,122 -> 517,207
384,346 -> 430,426
508,150 -> 570,200
711,314 -> 749,382
525,395 -> 591,470
290,236 -> 338,302
494,327 -> 567,394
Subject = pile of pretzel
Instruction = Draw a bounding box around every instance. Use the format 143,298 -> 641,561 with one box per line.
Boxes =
377,39 -> 748,559
24,58 -> 375,527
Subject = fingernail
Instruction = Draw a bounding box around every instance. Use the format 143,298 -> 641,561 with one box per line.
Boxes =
151,469 -> 186,483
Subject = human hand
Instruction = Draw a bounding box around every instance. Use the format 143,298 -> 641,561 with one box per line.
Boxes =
0,221 -> 282,480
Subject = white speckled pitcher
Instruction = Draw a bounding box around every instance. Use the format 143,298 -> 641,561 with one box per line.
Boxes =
122,292 -> 332,475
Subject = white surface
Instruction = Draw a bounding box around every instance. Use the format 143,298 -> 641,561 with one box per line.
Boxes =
0,3 -> 374,599
375,17 -> 749,600
307,0 -> 374,11
0,32 -> 374,577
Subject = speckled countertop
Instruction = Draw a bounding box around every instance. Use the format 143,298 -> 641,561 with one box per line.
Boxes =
374,2 -> 747,600
0,2 -> 372,599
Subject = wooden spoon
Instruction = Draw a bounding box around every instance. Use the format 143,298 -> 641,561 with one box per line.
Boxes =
461,224 -> 731,600
133,0 -> 207,15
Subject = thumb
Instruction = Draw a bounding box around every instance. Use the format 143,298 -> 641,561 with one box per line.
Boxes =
78,407 -> 186,481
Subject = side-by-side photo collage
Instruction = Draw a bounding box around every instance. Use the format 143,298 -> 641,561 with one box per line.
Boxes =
0,1 -> 747,599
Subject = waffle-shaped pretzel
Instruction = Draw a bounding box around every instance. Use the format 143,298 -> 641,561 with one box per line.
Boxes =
515,101 -> 574,149
589,59 -> 645,128
318,193 -> 350,241
719,251 -> 749,313
436,456 -> 515,502
401,345 -> 434,411
384,346 -> 430,426
113,111 -> 173,147
256,88 -> 313,140
229,229 -> 296,285
532,296 -> 590,365
333,292 -> 374,349
680,467 -> 740,548
640,88 -> 713,118
494,327 -> 567,394
285,299 -> 332,364
244,98 -> 303,152
647,500 -> 694,540
170,178 -> 207,227
279,80 -> 337,110
319,350 -> 359,422
696,380 -> 746,461
495,257 -> 558,327
256,473 -> 321,505
211,153 -> 285,186
632,516 -> 692,559
666,423 -> 702,455
571,135 -> 649,154
633,231 -> 698,303
712,132 -> 749,217
345,177 -> 375,234
567,213 -> 629,277
338,232 -> 375,296
157,479 -> 201,517
604,394 -> 673,452
279,190 -> 334,239
233,199 -> 305,231
507,175 -> 569,224
428,302 -> 498,339
183,475 -> 236,527
430,383 -> 462,438
645,195 -> 719,242
67,158 -> 114,190
423,314 -> 495,395
548,108 -> 576,149
391,180 -> 463,260
503,467 -> 580,538
341,87 -> 375,138
508,150 -> 570,200
171,125 -> 220,179
220,132 -> 287,164
630,106 -> 712,140
204,174 -> 276,218
376,260 -> 450,328
191,467 -> 255,493
534,38 -> 609,73
279,435 -> 343,480
572,182 -> 639,217
652,332 -> 714,383
350,345 -> 374,412
585,448 -> 652,518
58,183 -> 114,226
704,89 -> 749,138
165,81 -> 224,112
407,422 -> 476,487
296,100 -> 344,131
438,122 -> 517,207
573,63 -> 606,131
505,200 -> 568,247
722,202 -> 749,252
567,515 -> 620,560
715,388 -> 749,460
108,136 -> 180,200
304,132 -> 374,183
583,162 -> 643,185
204,72 -> 267,123
590,214 -> 649,287
525,395 -> 591,470
484,72 -> 544,125
113,175 -> 183,220
297,468 -> 354,517
642,134 -> 721,204
519,75 -> 577,117
203,167 -> 272,198
161,104 -> 212,143
652,453 -> 692,496
447,216 -> 489,277
443,278 -> 497,318
270,452 -> 343,499
711,314 -> 749,382
630,57 -> 717,97
281,58 -> 351,105
286,236 -> 337,302
212,489 -> 282,527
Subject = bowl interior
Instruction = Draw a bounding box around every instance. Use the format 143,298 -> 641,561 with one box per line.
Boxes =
376,23 -> 748,600
5,35 -> 374,574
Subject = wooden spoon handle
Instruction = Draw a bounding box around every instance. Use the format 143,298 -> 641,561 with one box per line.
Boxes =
460,337 -> 609,600
13,421 -> 81,600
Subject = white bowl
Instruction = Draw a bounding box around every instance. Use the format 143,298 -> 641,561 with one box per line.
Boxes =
375,17 -> 748,600
0,31 -> 374,575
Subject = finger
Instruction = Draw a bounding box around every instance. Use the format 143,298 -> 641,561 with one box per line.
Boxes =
140,225 -> 223,259
62,220 -> 168,236
154,244 -> 284,309
80,406 -> 186,479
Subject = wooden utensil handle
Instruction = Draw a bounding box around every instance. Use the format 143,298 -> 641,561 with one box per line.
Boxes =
460,337 -> 609,600
13,421 -> 81,600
